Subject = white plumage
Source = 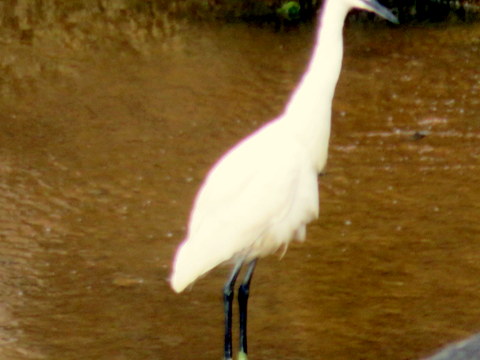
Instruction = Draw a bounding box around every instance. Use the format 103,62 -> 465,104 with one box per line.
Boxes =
170,0 -> 398,295
171,120 -> 318,292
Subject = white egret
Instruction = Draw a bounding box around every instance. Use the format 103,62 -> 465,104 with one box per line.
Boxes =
171,0 -> 398,359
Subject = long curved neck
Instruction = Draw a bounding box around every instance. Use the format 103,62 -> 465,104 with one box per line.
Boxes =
280,0 -> 350,172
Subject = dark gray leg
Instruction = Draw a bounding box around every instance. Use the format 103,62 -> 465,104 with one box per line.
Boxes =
223,261 -> 243,360
238,259 -> 257,360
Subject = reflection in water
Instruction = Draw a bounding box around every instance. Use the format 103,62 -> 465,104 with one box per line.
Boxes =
0,20 -> 479,360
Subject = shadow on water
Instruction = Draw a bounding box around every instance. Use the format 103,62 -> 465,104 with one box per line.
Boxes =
0,16 -> 479,360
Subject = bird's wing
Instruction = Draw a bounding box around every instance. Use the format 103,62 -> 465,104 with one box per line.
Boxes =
188,122 -> 319,262
171,122 -> 319,292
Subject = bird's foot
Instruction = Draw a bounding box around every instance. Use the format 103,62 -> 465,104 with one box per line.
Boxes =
238,351 -> 248,360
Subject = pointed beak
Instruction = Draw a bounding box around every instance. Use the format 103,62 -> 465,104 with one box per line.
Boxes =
361,0 -> 399,24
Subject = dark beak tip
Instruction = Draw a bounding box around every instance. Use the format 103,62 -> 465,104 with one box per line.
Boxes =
390,16 -> 400,25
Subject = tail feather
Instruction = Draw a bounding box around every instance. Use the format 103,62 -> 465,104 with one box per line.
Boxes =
170,237 -> 228,293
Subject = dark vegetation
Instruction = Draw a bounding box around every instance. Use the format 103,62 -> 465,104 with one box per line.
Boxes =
0,0 -> 479,35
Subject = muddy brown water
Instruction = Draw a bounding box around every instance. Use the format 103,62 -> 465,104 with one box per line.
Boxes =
1,19 -> 479,360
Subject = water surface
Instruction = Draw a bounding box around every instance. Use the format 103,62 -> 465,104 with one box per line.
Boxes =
1,19 -> 479,360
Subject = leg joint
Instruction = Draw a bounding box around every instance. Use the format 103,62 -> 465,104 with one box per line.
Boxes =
223,283 -> 234,299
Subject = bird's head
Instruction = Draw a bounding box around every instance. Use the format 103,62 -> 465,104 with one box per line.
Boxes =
347,0 -> 399,23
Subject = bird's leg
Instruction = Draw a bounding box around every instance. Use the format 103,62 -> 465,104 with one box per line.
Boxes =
224,261 -> 243,360
238,259 -> 257,360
